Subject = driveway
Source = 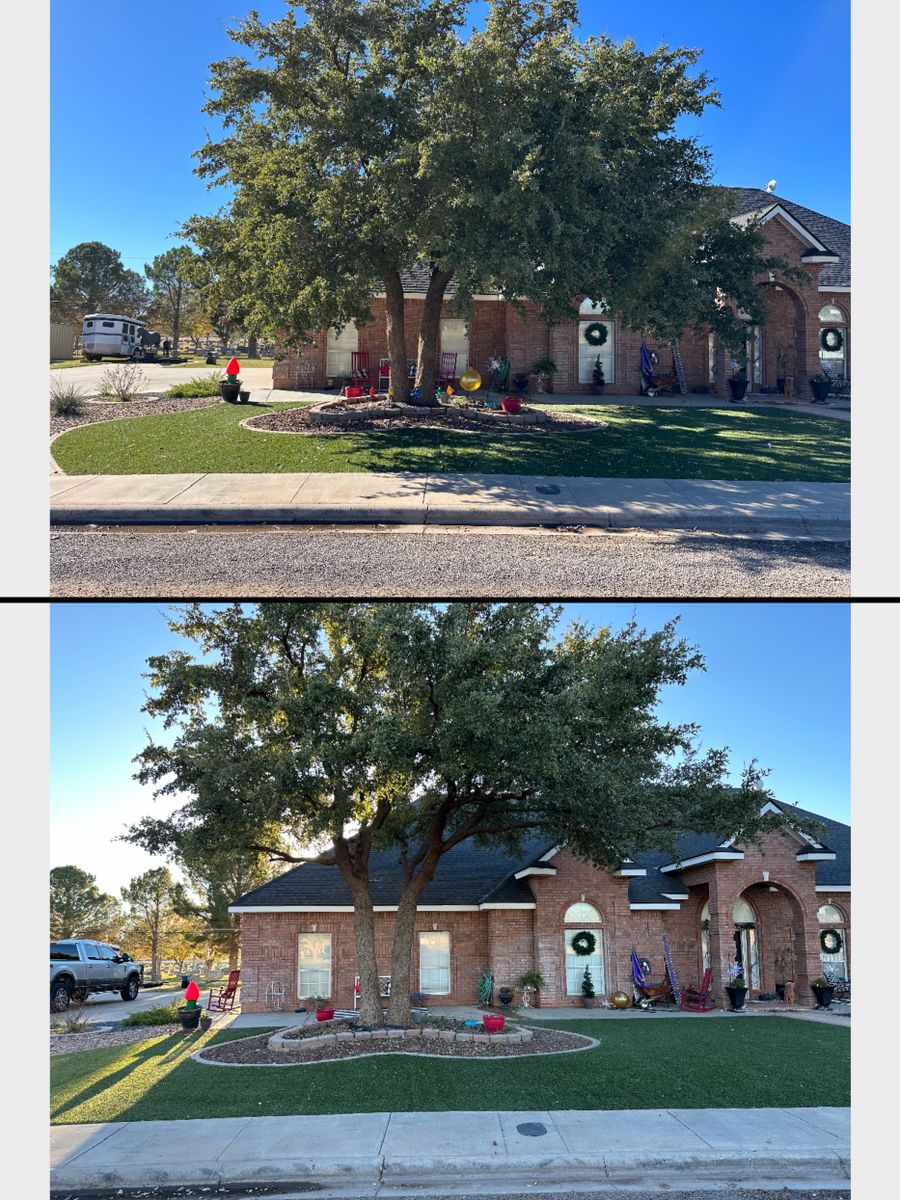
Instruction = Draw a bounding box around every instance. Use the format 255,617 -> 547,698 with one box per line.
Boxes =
49,980 -> 188,1025
50,362 -> 273,396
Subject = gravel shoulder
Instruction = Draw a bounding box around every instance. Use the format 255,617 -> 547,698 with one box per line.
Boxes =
50,1024 -> 180,1056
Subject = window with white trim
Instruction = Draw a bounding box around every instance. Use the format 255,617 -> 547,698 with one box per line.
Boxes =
817,905 -> 848,981
326,323 -> 358,378
439,318 -> 469,372
419,931 -> 451,994
297,932 -> 332,998
565,928 -> 604,995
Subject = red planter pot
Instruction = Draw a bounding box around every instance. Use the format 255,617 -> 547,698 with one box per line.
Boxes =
482,1015 -> 505,1032
500,395 -> 521,414
315,1008 -> 335,1021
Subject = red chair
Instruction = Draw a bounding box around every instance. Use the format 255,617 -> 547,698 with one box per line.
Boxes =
680,967 -> 715,1012
378,357 -> 390,390
350,352 -> 370,386
438,351 -> 458,388
207,969 -> 240,1012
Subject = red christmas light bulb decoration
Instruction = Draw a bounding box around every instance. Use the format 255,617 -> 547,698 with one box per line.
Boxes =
226,357 -> 240,377
184,980 -> 200,1001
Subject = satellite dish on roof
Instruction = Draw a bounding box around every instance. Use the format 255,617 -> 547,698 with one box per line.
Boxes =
764,179 -> 777,193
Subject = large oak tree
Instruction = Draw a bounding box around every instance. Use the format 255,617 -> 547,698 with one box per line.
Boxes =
182,0 -> 786,405
50,242 -> 149,327
127,603 -> 802,1025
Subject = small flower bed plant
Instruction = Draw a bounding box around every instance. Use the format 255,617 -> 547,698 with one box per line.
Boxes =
120,1002 -> 181,1027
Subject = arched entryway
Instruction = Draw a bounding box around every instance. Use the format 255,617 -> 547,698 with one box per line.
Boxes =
756,279 -> 813,400
729,880 -> 819,1002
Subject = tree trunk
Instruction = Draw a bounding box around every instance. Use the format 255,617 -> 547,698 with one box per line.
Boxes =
384,267 -> 409,403
172,285 -> 182,355
248,333 -> 259,359
413,269 -> 453,406
348,881 -> 383,1025
385,889 -> 421,1024
150,930 -> 159,983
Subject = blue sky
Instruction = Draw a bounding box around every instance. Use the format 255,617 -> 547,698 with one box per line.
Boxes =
50,602 -> 849,895
50,0 -> 849,269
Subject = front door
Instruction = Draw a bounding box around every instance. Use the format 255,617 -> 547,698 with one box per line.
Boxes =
737,927 -> 761,995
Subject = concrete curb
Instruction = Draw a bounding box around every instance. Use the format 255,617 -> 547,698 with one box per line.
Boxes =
48,503 -> 850,540
50,1146 -> 850,1191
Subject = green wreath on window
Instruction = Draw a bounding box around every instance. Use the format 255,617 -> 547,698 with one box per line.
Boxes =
571,930 -> 597,956
820,928 -> 843,955
821,327 -> 843,353
583,321 -> 609,347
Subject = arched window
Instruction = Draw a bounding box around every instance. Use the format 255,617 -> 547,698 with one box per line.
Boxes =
578,299 -> 615,384
733,897 -> 756,925
817,904 -> 844,924
732,897 -> 760,991
818,304 -> 846,324
817,905 -> 848,981
564,902 -> 601,924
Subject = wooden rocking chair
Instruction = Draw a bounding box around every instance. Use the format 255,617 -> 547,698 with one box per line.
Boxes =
680,967 -> 715,1012
207,969 -> 240,1012
350,351 -> 370,386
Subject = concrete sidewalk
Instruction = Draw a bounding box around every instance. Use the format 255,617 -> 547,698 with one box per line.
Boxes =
50,1106 -> 850,1192
50,472 -> 850,539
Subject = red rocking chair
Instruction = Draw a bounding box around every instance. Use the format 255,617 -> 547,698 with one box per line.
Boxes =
437,351 -> 458,389
348,352 -> 370,393
207,969 -> 240,1012
680,967 -> 715,1012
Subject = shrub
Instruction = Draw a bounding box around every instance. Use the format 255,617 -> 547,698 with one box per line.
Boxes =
51,1002 -> 91,1034
120,1001 -> 181,1027
50,379 -> 87,417
98,362 -> 145,401
163,372 -> 223,398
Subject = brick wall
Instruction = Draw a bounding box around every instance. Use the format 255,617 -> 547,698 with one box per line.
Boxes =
238,828 -> 845,1012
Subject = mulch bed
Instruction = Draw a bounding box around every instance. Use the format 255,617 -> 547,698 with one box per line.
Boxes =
197,1024 -> 595,1066
50,1024 -> 181,1056
50,395 -> 222,437
244,403 -> 605,436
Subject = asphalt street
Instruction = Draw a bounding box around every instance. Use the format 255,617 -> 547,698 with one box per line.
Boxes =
49,1187 -> 851,1199
50,525 -> 850,597
48,980 -> 185,1025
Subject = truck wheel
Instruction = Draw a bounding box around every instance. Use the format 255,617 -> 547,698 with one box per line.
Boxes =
120,975 -> 140,1001
51,981 -> 73,1012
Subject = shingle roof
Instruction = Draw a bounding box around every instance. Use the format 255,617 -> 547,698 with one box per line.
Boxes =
726,187 -> 851,289
232,802 -> 849,910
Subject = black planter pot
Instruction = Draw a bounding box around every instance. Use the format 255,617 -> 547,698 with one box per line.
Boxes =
809,378 -> 831,403
776,377 -> 786,394
498,993 -> 514,1007
206,354 -> 217,365
178,1005 -> 201,1031
220,380 -> 242,403
591,383 -> 605,395
726,985 -> 748,1011
728,378 -> 749,402
812,985 -> 835,1010
239,389 -> 250,403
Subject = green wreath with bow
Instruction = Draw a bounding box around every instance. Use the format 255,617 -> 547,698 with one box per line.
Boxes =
570,930 -> 597,956
820,928 -> 843,955
583,321 -> 609,347
820,327 -> 843,353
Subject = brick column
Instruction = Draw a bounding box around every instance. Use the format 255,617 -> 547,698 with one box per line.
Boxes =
704,874 -> 735,1004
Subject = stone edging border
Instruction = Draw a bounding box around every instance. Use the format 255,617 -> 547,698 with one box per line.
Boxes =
190,1026 -> 599,1069
268,1022 -> 534,1051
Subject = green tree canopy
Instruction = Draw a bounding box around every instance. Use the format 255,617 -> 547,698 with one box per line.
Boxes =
50,865 -> 122,941
182,0 -> 787,402
145,246 -> 200,353
50,242 -> 149,326
128,602 -> 803,1023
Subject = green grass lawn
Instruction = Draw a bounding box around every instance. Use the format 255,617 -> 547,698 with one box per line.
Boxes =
51,402 -> 850,481
50,1016 -> 849,1125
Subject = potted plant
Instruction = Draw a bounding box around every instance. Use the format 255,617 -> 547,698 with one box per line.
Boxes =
501,394 -> 522,414
199,1013 -> 212,1033
811,976 -> 836,1009
809,373 -> 831,403
310,995 -> 335,1021
498,986 -> 515,1008
591,357 -> 605,395
581,966 -> 596,1008
725,963 -> 748,1011
520,971 -> 545,1009
773,946 -> 793,1000
728,360 -> 749,402
219,357 -> 242,403
775,342 -> 791,394
482,1014 -> 505,1033
511,371 -> 530,394
178,980 -> 202,1031
532,357 -> 557,394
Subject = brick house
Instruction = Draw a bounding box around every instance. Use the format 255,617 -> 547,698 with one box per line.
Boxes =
272,187 -> 850,404
231,799 -> 850,1013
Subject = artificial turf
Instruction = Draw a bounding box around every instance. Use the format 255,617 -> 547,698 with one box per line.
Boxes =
50,1016 -> 850,1125
50,402 -> 850,482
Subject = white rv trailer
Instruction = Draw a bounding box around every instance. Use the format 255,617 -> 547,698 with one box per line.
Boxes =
81,314 -> 147,361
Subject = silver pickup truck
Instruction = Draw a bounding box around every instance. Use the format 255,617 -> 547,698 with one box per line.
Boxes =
50,939 -> 144,1011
